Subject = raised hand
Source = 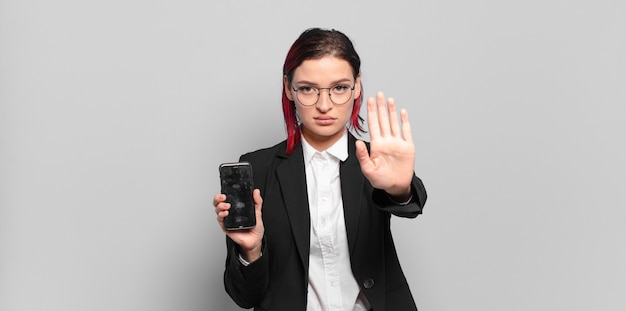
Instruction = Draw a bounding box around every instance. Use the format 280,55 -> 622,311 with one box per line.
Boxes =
214,189 -> 264,262
355,92 -> 415,200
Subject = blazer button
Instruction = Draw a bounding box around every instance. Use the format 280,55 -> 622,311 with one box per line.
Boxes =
363,278 -> 375,289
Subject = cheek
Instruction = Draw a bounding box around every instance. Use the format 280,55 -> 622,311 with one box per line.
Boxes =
342,104 -> 355,120
294,106 -> 307,121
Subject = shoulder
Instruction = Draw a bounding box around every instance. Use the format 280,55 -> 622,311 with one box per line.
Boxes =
239,140 -> 289,189
240,140 -> 286,158
239,140 -> 287,167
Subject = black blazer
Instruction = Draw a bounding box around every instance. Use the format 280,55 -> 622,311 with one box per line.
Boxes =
223,134 -> 427,311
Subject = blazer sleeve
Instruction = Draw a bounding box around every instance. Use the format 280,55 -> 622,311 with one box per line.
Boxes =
372,174 -> 427,218
223,236 -> 269,308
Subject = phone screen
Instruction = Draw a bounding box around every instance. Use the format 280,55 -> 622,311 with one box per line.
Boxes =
219,162 -> 256,230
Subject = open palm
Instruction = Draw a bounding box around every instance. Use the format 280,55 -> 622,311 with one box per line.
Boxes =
356,92 -> 415,198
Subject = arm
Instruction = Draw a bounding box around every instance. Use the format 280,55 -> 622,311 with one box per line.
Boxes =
372,174 -> 427,218
214,189 -> 268,308
223,236 -> 269,308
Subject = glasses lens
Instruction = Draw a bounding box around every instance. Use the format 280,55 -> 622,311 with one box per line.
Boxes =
329,85 -> 353,105
297,91 -> 317,106
329,85 -> 354,105
294,86 -> 318,106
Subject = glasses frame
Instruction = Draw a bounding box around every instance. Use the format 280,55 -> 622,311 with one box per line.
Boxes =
291,83 -> 356,106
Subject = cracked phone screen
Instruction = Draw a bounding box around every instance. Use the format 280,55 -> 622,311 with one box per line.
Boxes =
219,162 -> 256,230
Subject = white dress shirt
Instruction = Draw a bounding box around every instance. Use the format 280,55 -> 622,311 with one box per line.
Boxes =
302,131 -> 370,311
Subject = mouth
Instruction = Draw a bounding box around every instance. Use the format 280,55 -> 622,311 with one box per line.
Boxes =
314,116 -> 337,125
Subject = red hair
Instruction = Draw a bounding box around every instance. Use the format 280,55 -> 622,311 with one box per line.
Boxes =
282,28 -> 365,155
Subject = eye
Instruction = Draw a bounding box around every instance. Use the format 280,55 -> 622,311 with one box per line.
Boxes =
332,85 -> 351,94
296,86 -> 317,95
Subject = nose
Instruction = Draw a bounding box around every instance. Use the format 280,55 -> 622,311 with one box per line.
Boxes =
315,89 -> 333,112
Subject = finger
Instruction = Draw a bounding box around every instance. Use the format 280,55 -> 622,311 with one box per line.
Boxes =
216,210 -> 229,225
400,108 -> 413,142
215,202 -> 231,215
387,97 -> 400,137
355,140 -> 373,173
217,210 -> 229,219
213,193 -> 226,207
253,189 -> 263,220
355,140 -> 370,164
377,92 -> 391,137
253,189 -> 263,211
367,96 -> 380,139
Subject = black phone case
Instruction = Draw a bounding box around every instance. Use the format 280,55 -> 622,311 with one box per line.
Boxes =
219,162 -> 256,230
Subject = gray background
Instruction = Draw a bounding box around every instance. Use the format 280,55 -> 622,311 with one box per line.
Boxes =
1,0 -> 625,310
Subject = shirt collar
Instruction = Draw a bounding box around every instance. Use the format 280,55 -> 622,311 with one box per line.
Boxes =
301,130 -> 349,163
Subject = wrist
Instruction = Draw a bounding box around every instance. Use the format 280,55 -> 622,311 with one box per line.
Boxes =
241,244 -> 263,263
385,185 -> 412,202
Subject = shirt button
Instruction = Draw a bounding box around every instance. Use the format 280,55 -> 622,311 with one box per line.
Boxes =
363,278 -> 375,289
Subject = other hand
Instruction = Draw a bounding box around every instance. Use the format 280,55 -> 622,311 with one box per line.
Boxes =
214,189 -> 264,262
356,92 -> 415,200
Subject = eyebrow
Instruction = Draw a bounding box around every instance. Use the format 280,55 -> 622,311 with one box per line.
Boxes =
293,78 -> 353,86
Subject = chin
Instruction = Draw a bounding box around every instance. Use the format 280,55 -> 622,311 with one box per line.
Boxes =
316,128 -> 345,138
302,122 -> 346,139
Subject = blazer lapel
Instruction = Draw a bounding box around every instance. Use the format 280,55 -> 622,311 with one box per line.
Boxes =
275,143 -> 311,270
341,134 -> 365,256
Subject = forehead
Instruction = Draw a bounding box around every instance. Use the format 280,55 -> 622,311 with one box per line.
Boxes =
292,56 -> 354,83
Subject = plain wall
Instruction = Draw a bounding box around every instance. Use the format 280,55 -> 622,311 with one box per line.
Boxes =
1,0 -> 625,310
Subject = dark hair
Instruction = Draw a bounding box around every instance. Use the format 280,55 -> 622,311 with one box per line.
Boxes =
282,27 -> 365,154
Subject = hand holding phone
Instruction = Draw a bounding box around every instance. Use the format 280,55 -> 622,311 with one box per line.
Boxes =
219,162 -> 256,230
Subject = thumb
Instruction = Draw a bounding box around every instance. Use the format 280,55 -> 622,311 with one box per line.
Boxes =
253,189 -> 263,213
355,140 -> 373,172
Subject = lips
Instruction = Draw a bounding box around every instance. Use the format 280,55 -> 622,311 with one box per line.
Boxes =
314,116 -> 337,125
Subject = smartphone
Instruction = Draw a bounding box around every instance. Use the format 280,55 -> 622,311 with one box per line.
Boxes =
219,161 -> 256,230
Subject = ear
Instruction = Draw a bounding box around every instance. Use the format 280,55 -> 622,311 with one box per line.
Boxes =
283,75 -> 294,101
354,75 -> 362,99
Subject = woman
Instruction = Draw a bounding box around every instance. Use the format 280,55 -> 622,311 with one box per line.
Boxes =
213,27 -> 427,311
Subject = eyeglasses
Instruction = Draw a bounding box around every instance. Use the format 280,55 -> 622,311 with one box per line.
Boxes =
291,84 -> 356,106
